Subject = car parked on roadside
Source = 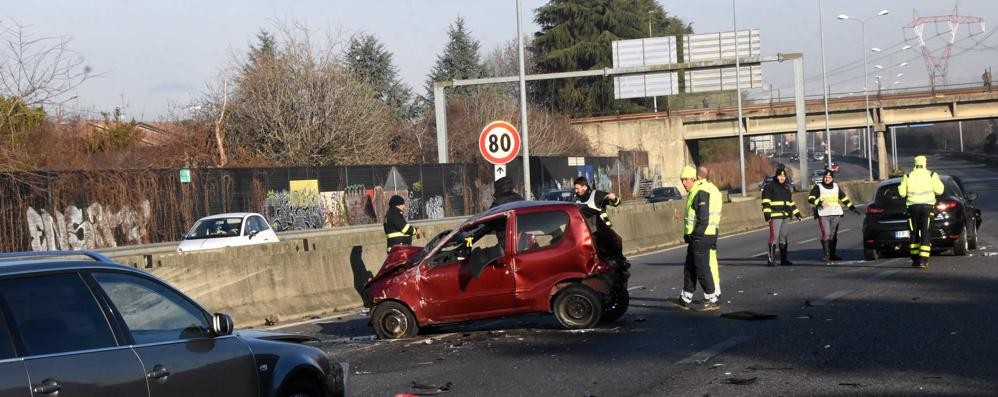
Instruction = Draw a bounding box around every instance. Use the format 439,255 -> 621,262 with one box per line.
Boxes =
541,189 -> 575,202
862,175 -> 982,260
177,212 -> 279,252
810,169 -> 827,185
364,201 -> 631,339
0,251 -> 345,397
646,186 -> 682,203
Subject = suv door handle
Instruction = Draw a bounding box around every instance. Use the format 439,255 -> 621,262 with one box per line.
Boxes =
32,378 -> 62,394
147,364 -> 171,380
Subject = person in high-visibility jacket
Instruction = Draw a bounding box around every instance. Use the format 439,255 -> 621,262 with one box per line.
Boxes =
808,170 -> 861,262
384,195 -> 418,252
898,155 -> 944,268
573,176 -> 620,228
672,165 -> 723,311
761,168 -> 803,266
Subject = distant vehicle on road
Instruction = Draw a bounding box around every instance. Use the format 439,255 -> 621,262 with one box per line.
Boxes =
811,169 -> 826,184
813,152 -> 826,161
862,175 -> 982,260
177,212 -> 279,253
831,162 -> 840,173
541,189 -> 575,202
365,201 -> 631,339
0,251 -> 346,397
646,186 -> 682,203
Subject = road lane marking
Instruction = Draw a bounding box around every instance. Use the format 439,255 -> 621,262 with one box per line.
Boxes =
676,335 -> 753,365
870,269 -> 901,280
811,290 -> 853,306
800,237 -> 817,244
627,285 -> 646,291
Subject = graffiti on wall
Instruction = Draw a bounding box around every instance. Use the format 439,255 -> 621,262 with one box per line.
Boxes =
26,200 -> 152,251
264,188 -> 325,231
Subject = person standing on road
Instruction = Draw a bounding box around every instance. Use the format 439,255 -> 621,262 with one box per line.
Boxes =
384,195 -> 418,252
898,156 -> 944,268
808,170 -> 861,263
762,168 -> 803,266
574,176 -> 620,228
671,165 -> 723,311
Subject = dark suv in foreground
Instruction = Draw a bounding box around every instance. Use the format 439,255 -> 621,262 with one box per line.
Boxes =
862,175 -> 982,260
0,251 -> 345,397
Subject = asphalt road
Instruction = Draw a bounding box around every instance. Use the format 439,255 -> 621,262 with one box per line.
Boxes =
282,155 -> 998,396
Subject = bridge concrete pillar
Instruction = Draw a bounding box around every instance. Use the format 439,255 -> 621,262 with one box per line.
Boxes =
575,117 -> 693,190
875,124 -> 889,180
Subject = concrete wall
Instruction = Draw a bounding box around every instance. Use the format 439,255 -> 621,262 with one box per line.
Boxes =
105,181 -> 878,328
575,117 -> 693,182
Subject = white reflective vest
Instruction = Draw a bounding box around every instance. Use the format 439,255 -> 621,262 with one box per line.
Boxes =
817,183 -> 844,217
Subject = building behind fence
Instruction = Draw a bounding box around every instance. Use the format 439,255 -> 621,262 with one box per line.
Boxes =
0,154 -> 649,252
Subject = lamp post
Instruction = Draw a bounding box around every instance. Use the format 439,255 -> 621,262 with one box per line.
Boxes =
818,0 -> 833,171
838,9 -> 889,181
648,10 -> 658,113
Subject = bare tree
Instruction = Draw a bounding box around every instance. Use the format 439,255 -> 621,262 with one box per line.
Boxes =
208,21 -> 406,166
0,21 -> 92,146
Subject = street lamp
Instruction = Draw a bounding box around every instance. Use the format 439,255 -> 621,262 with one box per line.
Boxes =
838,9 -> 889,181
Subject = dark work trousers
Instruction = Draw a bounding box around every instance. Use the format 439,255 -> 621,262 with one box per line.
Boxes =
907,204 -> 934,260
768,218 -> 789,245
817,215 -> 842,241
683,235 -> 719,303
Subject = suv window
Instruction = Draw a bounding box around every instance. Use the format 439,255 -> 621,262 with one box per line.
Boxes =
0,273 -> 116,356
516,211 -> 569,253
875,183 -> 904,205
0,312 -> 14,359
93,272 -> 211,344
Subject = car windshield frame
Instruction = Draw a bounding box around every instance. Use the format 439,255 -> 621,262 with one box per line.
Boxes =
185,217 -> 245,240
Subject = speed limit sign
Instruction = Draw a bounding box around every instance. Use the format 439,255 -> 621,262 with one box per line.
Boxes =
479,120 -> 521,165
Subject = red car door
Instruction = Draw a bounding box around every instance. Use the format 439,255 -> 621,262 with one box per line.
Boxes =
418,215 -> 516,323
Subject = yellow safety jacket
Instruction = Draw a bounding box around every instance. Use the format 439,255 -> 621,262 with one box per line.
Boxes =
684,179 -> 722,236
898,168 -> 944,206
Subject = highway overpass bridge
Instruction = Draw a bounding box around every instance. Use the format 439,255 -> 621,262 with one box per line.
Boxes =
573,87 -> 998,183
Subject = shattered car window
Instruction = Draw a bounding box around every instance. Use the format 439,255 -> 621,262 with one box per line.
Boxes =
428,217 -> 507,267
515,211 -> 568,253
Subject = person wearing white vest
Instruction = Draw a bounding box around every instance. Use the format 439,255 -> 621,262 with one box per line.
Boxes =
808,170 -> 861,262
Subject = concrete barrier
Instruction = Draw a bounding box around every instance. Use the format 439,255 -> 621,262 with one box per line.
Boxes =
105,181 -> 879,328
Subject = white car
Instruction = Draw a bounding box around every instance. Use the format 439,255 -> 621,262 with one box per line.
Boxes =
177,212 -> 279,252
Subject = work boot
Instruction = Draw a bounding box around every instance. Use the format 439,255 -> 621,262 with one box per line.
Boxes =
667,296 -> 692,310
699,300 -> 720,312
829,238 -> 843,261
821,240 -> 830,263
767,244 -> 777,267
911,256 -> 921,267
779,243 -> 794,266
919,257 -> 929,269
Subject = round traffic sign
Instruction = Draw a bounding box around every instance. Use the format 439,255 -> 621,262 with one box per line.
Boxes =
479,121 -> 521,165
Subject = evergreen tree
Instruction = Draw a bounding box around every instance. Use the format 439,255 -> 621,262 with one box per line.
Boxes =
425,17 -> 485,99
245,30 -> 276,72
346,33 -> 417,122
530,0 -> 691,116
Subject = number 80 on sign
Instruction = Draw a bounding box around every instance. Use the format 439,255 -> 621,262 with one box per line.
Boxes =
479,120 -> 521,165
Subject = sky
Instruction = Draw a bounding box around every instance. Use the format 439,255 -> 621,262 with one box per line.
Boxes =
5,0 -> 998,120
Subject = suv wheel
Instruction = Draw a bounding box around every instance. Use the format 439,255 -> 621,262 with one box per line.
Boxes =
863,248 -> 880,261
553,284 -> 603,329
953,226 -> 969,256
280,379 -> 322,397
372,301 -> 419,339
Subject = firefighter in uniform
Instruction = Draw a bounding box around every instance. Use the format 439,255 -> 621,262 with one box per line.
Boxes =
384,195 -> 418,252
898,155 -> 944,268
670,165 -> 722,311
808,170 -> 861,262
762,168 -> 803,266
573,176 -> 620,228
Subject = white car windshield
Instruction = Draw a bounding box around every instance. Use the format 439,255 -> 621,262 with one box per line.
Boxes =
186,217 -> 243,239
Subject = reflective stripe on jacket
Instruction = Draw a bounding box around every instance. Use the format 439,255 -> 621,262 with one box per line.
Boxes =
898,168 -> 944,206
685,179 -> 722,236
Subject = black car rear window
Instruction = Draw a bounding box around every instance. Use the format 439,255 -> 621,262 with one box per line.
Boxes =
0,273 -> 117,356
875,183 -> 904,204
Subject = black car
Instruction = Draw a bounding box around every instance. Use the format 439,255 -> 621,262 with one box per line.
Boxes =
542,189 -> 575,202
862,176 -> 982,260
0,251 -> 345,397
646,187 -> 682,203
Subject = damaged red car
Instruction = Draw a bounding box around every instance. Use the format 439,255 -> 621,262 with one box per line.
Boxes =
364,201 -> 631,339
